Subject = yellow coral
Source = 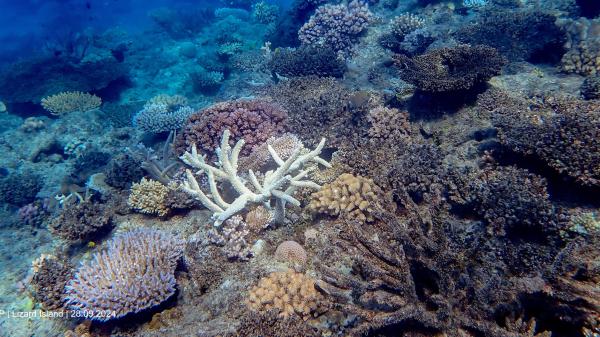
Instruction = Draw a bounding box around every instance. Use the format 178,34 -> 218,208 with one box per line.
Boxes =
41,91 -> 102,115
247,270 -> 323,320
308,173 -> 379,223
127,178 -> 170,216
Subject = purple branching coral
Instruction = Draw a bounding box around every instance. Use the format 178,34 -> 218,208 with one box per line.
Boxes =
298,0 -> 373,54
64,228 -> 184,321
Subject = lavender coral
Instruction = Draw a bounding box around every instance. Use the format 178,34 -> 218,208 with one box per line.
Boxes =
298,0 -> 373,54
175,99 -> 288,156
64,229 -> 184,321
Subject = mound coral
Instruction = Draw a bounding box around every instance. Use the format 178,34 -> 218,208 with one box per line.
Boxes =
268,46 -> 346,78
298,0 -> 373,54
41,91 -> 102,115
127,178 -> 170,216
64,229 -> 184,321
394,44 -> 505,93
559,17 -> 600,76
247,269 -> 323,319
275,241 -> 307,266
49,201 -> 114,242
180,129 -> 330,226
309,173 -> 380,223
175,99 -> 288,156
133,94 -> 193,133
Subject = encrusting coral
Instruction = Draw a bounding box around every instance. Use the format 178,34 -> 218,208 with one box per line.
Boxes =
40,91 -> 101,115
309,173 -> 380,223
247,269 -> 324,320
180,129 -> 330,226
64,228 -> 184,321
127,177 -> 170,216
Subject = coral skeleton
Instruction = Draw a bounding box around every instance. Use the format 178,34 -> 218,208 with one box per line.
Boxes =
180,129 -> 330,226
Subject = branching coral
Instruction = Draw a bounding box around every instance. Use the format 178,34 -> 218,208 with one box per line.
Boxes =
30,254 -> 73,310
298,0 -> 373,54
366,106 -> 411,142
240,133 -> 304,172
394,44 -> 505,93
175,99 -> 288,156
207,215 -> 254,261
308,173 -> 380,223
64,229 -> 184,321
180,129 -> 331,226
41,91 -> 101,115
132,94 -> 194,133
127,177 -> 170,216
247,269 -> 324,319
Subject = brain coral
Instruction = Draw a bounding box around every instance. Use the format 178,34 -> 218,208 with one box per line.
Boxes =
309,173 -> 380,223
275,241 -> 307,266
127,178 -> 170,216
247,269 -> 323,319
64,228 -> 184,321
298,0 -> 373,54
175,99 -> 287,156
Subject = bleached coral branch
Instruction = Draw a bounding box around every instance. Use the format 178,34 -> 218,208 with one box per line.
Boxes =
181,129 -> 330,226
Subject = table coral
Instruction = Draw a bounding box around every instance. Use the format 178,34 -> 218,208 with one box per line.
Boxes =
308,173 -> 380,223
247,269 -> 323,320
41,91 -> 101,115
64,228 -> 184,321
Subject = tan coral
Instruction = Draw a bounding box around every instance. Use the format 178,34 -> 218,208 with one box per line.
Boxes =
247,270 -> 323,320
127,178 -> 170,216
245,205 -> 274,230
366,106 -> 411,142
41,91 -> 101,115
308,173 -> 380,223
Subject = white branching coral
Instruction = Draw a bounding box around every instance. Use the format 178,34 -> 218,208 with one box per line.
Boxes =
180,129 -> 331,226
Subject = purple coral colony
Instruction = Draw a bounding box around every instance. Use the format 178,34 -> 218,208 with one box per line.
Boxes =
0,0 -> 599,336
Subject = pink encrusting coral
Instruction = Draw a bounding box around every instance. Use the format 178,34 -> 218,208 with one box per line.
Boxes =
298,0 -> 373,54
64,228 -> 184,321
175,99 -> 288,156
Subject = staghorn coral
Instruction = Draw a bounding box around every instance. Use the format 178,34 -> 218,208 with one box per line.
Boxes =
41,91 -> 101,115
275,240 -> 308,266
298,0 -> 373,54
268,46 -> 346,78
309,173 -> 380,223
64,228 -> 184,321
394,44 -> 505,93
180,129 -> 330,226
29,254 -> 73,310
491,95 -> 600,187
49,200 -> 114,242
127,178 -> 170,216
132,94 -> 193,133
207,215 -> 254,261
175,99 -> 288,157
247,269 -> 324,319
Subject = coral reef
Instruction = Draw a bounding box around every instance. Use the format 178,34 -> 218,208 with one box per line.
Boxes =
309,173 -> 380,223
379,13 -> 426,53
133,94 -> 193,133
268,46 -> 346,78
64,229 -> 184,321
247,269 -> 324,319
180,129 -> 330,226
41,91 -> 102,115
394,44 -> 506,93
127,177 -> 170,216
0,171 -> 42,206
559,17 -> 600,75
175,99 -> 288,156
49,200 -> 114,242
103,153 -> 145,189
581,75 -> 600,99
299,0 -> 373,54
366,106 -> 411,142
